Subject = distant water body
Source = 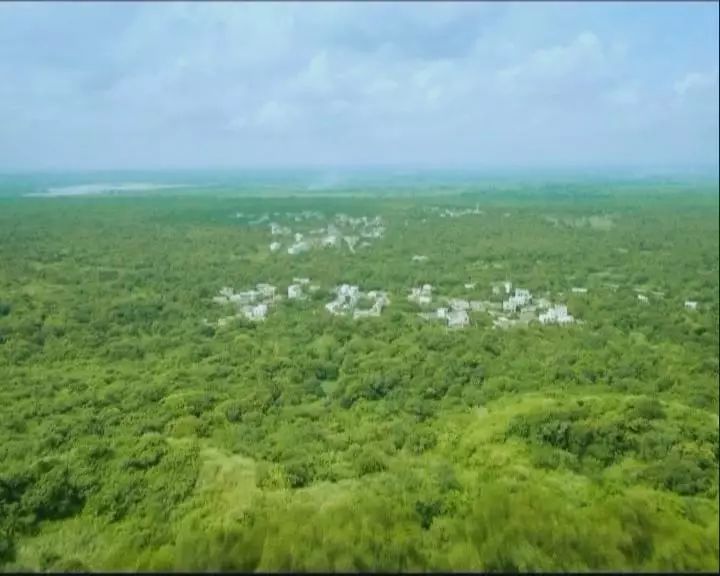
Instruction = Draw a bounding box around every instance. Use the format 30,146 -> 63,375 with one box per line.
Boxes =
26,182 -> 194,197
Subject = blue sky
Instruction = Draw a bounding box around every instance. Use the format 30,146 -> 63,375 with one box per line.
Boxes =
0,1 -> 718,171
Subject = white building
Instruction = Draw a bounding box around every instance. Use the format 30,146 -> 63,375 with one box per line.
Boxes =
321,234 -> 340,247
504,281 -> 513,294
503,288 -> 532,313
637,294 -> 649,304
269,241 -> 282,252
288,284 -> 303,299
293,277 -> 310,285
212,280 -> 281,327
324,284 -> 360,315
353,297 -> 387,319
270,222 -> 290,236
326,285 -> 388,319
338,284 -> 360,302
449,298 -> 470,311
376,293 -> 390,307
244,303 -> 268,321
447,309 -> 470,328
464,283 -> 476,289
571,287 -> 588,294
408,284 -> 433,305
229,291 -> 258,305
287,241 -> 310,255
514,289 -> 532,305
539,305 -> 574,325
256,284 -> 277,300
685,300 -> 698,310
503,296 -> 523,312
412,255 -> 428,262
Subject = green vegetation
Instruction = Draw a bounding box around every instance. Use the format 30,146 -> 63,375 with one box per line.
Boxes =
0,182 -> 718,571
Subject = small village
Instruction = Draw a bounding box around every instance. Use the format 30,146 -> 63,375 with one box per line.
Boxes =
256,212 -> 386,256
325,284 -> 391,319
221,209 -> 704,330
426,204 -> 485,218
208,272 -> 701,331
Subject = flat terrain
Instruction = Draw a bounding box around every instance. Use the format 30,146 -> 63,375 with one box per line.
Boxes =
0,181 -> 718,571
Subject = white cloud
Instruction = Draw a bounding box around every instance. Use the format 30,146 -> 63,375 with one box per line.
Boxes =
254,100 -> 297,131
605,85 -> 641,106
0,2 -> 717,169
226,116 -> 248,132
674,72 -> 718,96
496,31 -> 611,99
364,77 -> 400,97
292,52 -> 336,98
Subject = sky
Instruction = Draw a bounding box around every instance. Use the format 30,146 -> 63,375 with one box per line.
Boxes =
0,1 -> 718,172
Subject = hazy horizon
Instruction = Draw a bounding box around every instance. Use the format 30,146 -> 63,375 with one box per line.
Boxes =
2,163 -> 719,176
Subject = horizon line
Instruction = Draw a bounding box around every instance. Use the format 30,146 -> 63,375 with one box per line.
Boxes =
1,164 -> 719,177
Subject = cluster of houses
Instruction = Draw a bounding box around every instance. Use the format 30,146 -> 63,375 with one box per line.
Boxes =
408,285 -> 470,329
325,284 -> 390,319
440,303 -> 471,328
498,284 -> 574,327
426,204 -> 484,218
502,288 -> 532,312
210,278 -> 322,325
634,289 -> 699,311
288,277 -> 318,300
418,307 -> 470,328
288,210 -> 324,223
408,280 -> 577,330
209,264 -> 702,330
543,214 -> 614,231
491,281 -> 513,296
261,213 -> 385,256
207,278 -> 581,331
211,283 -> 279,325
539,305 -> 574,325
239,210 -> 323,224
408,286 -> 473,329
408,284 -> 433,305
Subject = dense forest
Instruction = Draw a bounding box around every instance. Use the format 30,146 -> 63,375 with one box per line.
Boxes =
0,182 -> 718,571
